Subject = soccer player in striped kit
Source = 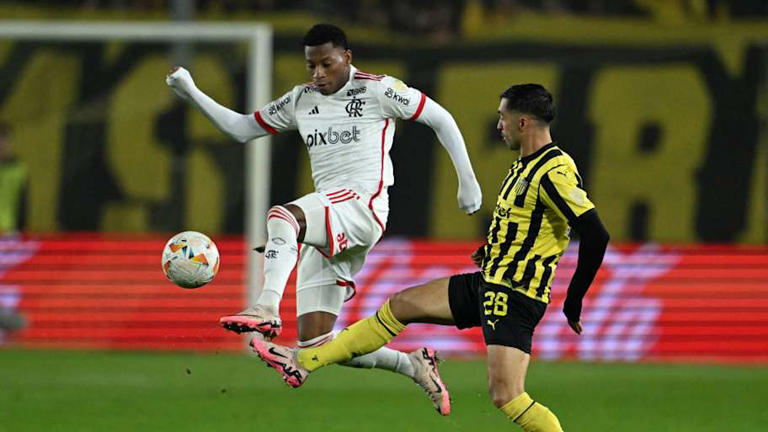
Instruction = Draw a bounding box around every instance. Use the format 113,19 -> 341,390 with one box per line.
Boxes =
166,24 -> 482,415
251,84 -> 609,430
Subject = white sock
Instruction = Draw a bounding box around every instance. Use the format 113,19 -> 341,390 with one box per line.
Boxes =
296,332 -> 334,348
255,206 -> 300,313
341,346 -> 415,379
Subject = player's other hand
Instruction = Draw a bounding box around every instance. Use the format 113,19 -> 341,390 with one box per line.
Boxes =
457,177 -> 482,214
563,297 -> 583,334
471,244 -> 485,267
567,319 -> 582,335
165,66 -> 196,100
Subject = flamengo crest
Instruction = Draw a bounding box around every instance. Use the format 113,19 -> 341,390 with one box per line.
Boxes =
345,97 -> 365,117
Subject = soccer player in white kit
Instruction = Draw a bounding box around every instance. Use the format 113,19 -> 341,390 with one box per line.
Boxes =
166,24 -> 481,415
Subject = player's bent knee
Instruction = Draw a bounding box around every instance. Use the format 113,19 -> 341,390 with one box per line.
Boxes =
490,389 -> 512,409
388,289 -> 420,324
282,204 -> 306,226
268,204 -> 306,240
388,290 -> 406,308
268,204 -> 291,216
489,379 -> 525,408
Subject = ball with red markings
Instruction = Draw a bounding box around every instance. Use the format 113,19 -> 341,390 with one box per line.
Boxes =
161,231 -> 220,289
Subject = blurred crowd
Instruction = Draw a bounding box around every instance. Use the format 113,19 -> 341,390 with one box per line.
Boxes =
15,1 -> 768,18
8,1 -> 768,39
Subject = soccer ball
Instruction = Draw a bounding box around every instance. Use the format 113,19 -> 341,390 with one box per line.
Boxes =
161,231 -> 220,289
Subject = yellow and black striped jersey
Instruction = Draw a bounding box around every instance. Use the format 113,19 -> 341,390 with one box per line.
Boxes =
481,143 -> 595,304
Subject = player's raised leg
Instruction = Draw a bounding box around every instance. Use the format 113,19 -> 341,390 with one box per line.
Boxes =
490,345 -> 563,432
294,247 -> 409,368
295,245 -> 450,413
250,276 -> 454,415
294,276 -> 453,369
219,203 -> 307,337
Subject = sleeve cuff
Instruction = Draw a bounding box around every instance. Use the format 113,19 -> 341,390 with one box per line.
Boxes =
253,110 -> 279,135
408,93 -> 427,121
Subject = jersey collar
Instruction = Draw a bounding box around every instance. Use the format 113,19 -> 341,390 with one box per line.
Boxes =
519,142 -> 556,164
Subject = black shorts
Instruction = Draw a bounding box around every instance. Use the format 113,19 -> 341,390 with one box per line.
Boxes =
448,272 -> 547,354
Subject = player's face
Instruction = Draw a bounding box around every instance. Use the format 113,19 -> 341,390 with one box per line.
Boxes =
305,42 -> 352,95
497,98 -> 521,150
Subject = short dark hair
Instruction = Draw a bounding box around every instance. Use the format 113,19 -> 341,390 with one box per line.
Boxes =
500,84 -> 556,124
303,24 -> 349,50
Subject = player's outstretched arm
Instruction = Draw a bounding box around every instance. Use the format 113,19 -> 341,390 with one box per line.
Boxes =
165,66 -> 268,143
415,98 -> 482,214
563,209 -> 609,334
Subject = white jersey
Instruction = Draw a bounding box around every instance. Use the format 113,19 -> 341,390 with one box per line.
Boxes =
253,66 -> 426,228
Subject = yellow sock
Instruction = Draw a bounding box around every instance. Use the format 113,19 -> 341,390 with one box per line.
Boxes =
297,299 -> 406,372
500,392 -> 563,432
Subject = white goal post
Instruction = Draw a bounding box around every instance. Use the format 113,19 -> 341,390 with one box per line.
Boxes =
0,20 -> 272,302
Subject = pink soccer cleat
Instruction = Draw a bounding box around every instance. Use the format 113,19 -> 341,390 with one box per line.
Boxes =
249,337 -> 309,388
219,305 -> 282,339
408,347 -> 451,416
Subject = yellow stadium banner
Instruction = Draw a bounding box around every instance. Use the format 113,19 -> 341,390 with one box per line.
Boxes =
0,20 -> 765,243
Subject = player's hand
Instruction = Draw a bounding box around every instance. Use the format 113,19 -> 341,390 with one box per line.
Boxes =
563,296 -> 583,334
457,177 -> 482,214
165,66 -> 196,101
471,244 -> 485,267
567,319 -> 582,335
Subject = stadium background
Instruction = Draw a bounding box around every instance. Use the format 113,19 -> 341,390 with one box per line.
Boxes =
1,1 -> 767,431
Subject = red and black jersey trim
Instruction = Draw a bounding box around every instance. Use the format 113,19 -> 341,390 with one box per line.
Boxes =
408,93 -> 427,121
353,71 -> 384,81
253,111 -> 279,135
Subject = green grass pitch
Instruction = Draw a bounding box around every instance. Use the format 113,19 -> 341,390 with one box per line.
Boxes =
1,349 -> 767,431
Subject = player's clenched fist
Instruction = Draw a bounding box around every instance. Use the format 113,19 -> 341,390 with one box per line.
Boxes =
457,177 -> 482,214
165,66 -> 196,101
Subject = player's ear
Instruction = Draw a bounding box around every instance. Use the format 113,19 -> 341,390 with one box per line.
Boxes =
520,115 -> 537,131
344,49 -> 352,64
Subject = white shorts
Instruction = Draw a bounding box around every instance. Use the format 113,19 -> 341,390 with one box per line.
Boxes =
290,188 -> 387,317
